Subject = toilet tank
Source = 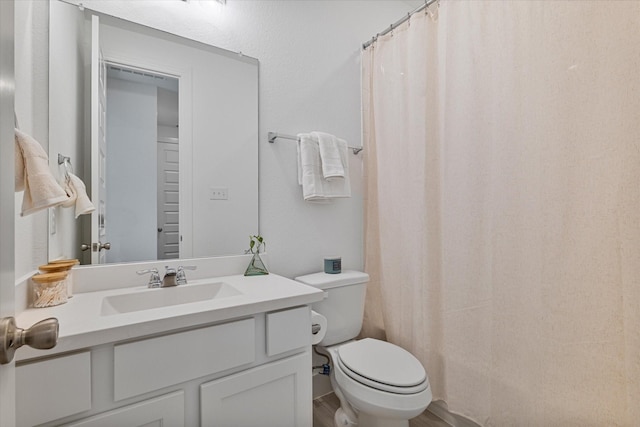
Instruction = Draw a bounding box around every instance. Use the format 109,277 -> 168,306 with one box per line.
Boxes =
295,270 -> 369,346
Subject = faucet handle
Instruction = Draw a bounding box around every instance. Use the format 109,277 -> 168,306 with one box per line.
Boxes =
176,265 -> 197,285
137,268 -> 161,288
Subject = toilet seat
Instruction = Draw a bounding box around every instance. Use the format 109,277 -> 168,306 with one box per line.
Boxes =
336,339 -> 428,395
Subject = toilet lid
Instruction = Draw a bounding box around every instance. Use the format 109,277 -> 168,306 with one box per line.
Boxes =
337,338 -> 427,390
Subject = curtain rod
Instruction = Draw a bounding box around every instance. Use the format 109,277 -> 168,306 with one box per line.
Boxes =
268,132 -> 363,155
362,0 -> 438,50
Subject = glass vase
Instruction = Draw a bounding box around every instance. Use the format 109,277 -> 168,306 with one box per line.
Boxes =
244,252 -> 269,276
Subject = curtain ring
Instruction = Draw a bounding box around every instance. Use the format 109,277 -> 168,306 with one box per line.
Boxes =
426,3 -> 435,20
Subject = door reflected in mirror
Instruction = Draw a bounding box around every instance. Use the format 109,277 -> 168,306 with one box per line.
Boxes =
105,64 -> 180,263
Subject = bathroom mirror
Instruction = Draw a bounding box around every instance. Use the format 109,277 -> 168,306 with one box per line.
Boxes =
48,1 -> 259,265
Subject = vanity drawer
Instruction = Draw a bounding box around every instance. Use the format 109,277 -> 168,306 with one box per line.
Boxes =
66,391 -> 184,427
266,306 -> 311,356
114,318 -> 255,400
17,351 -> 92,427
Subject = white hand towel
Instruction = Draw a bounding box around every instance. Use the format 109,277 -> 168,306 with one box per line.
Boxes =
15,128 -> 69,216
61,172 -> 96,218
297,133 -> 351,202
311,131 -> 346,180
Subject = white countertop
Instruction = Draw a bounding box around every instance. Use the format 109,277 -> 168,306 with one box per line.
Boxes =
16,273 -> 324,361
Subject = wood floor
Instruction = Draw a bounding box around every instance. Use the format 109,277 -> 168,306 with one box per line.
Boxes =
313,393 -> 451,427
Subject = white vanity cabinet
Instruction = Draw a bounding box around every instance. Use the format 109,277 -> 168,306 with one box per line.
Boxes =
16,306 -> 313,427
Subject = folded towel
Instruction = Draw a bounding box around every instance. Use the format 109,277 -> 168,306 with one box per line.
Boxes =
61,172 -> 96,218
311,131 -> 347,181
15,128 -> 68,216
297,133 -> 351,202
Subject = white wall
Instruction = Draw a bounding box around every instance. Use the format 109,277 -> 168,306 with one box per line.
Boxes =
105,77 -> 158,263
17,0 -> 420,279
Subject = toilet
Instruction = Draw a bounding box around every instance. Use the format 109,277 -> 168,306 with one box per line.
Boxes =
296,271 -> 432,427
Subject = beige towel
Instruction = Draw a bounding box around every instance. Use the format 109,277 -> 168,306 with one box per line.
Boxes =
61,172 -> 95,218
15,128 -> 68,216
297,133 -> 351,202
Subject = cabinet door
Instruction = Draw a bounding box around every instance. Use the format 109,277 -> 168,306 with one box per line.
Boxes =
201,352 -> 311,427
66,391 -> 184,427
17,351 -> 92,427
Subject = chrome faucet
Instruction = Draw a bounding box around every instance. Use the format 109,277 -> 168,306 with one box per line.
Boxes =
137,265 -> 197,288
136,268 -> 162,288
162,266 -> 178,287
176,265 -> 197,285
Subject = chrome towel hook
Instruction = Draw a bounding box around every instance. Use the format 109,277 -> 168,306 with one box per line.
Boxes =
58,153 -> 74,178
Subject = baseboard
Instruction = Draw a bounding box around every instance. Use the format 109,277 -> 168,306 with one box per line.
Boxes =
427,400 -> 481,427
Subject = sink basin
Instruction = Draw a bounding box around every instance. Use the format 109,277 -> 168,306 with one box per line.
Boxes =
100,282 -> 242,315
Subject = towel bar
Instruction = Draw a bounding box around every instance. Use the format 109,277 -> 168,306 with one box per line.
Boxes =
268,132 -> 363,155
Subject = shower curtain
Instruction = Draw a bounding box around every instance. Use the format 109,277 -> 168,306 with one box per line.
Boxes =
362,1 -> 640,425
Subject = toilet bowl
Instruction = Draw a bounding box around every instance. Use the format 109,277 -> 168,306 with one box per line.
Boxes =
325,339 -> 432,427
295,271 -> 432,427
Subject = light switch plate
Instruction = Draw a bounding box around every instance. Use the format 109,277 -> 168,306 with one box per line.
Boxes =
209,187 -> 228,200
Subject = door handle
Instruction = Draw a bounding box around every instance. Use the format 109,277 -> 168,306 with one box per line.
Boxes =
80,243 -> 90,251
157,228 -> 163,232
0,317 -> 59,364
93,242 -> 111,251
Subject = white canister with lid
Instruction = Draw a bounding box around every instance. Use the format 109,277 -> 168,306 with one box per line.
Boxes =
31,272 -> 69,308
